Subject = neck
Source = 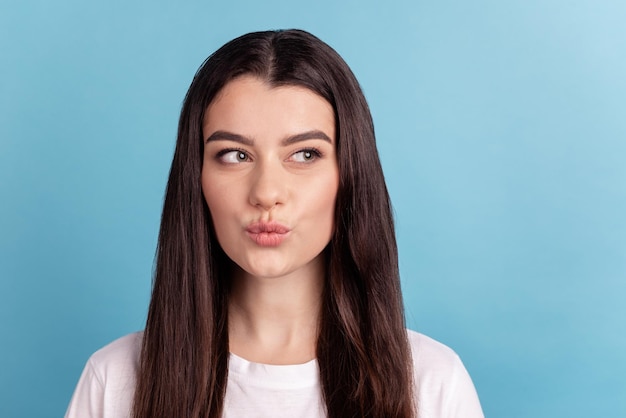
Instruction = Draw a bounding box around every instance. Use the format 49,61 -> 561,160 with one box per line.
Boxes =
227,256 -> 324,365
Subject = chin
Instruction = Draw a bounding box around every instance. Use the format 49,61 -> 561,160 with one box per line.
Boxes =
238,259 -> 292,280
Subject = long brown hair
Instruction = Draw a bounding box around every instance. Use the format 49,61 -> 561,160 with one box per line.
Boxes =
133,29 -> 414,418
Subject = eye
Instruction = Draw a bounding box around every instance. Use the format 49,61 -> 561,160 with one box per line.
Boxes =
290,148 -> 321,163
217,149 -> 250,164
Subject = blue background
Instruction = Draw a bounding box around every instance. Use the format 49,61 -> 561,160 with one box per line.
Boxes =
1,0 -> 625,417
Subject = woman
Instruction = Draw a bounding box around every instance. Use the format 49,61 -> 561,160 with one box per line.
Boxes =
66,29 -> 483,418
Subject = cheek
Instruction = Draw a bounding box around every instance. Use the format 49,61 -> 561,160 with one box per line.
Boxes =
202,189 -> 235,253
202,168 -> 234,211
201,175 -> 229,228
202,180 -> 217,215
311,171 -> 339,224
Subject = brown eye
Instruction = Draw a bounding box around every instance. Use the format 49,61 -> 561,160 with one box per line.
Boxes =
218,149 -> 250,164
291,149 -> 321,163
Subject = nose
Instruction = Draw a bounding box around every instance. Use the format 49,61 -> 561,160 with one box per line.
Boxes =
248,161 -> 287,210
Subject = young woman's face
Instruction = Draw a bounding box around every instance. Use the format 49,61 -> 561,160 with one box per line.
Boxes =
201,76 -> 339,280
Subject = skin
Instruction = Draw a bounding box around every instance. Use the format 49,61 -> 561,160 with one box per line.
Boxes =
201,76 -> 339,364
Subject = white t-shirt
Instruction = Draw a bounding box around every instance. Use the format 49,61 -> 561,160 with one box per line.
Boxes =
65,330 -> 484,418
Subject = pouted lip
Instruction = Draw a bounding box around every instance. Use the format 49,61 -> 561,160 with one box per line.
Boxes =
245,221 -> 291,234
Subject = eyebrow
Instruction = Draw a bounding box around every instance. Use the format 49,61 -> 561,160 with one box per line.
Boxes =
205,131 -> 253,145
282,130 -> 333,145
205,130 -> 332,145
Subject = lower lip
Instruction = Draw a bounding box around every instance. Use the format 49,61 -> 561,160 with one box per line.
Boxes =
246,231 -> 290,247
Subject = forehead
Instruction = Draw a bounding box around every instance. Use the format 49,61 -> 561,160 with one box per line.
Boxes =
202,76 -> 335,140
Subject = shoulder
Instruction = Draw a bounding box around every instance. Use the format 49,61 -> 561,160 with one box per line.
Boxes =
406,330 -> 484,418
407,330 -> 463,378
65,332 -> 142,418
87,332 -> 143,380
407,330 -> 459,366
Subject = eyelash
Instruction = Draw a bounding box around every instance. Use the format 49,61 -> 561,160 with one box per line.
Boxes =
216,147 -> 249,162
215,147 -> 324,163
292,147 -> 323,162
